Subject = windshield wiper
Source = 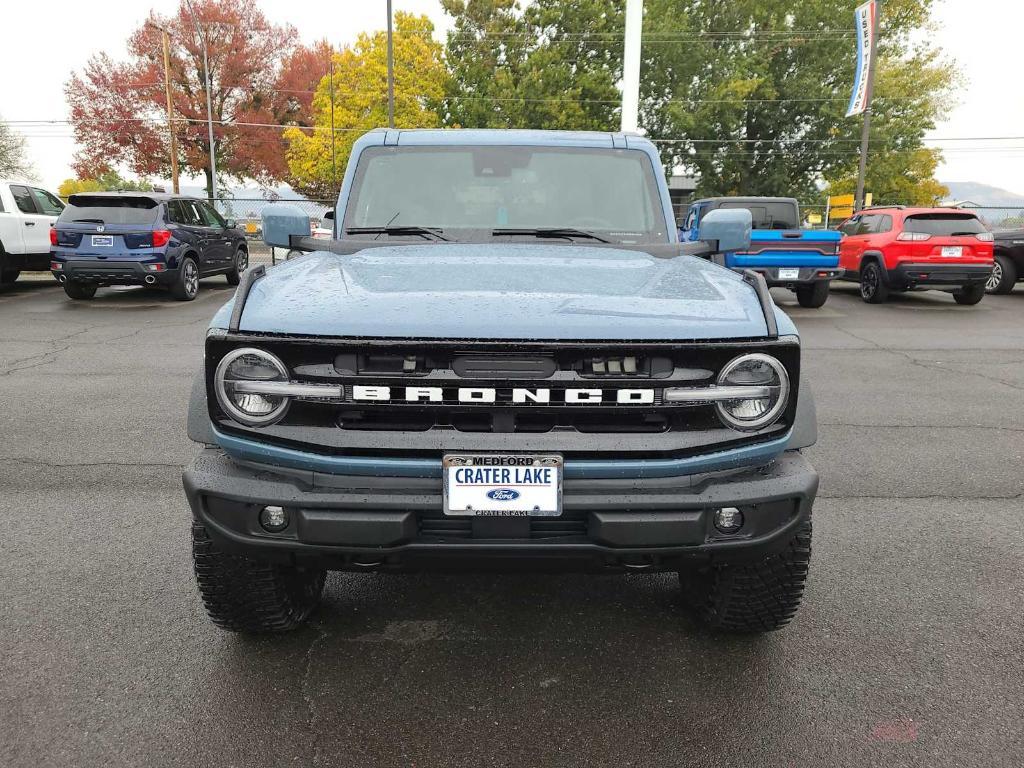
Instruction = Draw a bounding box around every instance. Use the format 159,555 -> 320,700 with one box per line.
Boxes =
345,225 -> 450,241
491,227 -> 611,243
72,218 -> 105,224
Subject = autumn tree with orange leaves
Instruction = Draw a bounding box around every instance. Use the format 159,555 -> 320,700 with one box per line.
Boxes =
65,0 -> 331,199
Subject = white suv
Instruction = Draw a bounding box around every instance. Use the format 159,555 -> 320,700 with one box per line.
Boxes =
0,180 -> 66,284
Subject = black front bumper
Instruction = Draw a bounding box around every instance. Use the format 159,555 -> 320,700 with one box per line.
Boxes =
53,258 -> 178,286
889,262 -> 992,289
183,448 -> 818,573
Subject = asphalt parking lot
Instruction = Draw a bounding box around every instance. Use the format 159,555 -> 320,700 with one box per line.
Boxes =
2,276 -> 1022,768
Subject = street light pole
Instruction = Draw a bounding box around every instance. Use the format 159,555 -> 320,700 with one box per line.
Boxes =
184,0 -> 217,200
621,0 -> 643,133
386,0 -> 395,129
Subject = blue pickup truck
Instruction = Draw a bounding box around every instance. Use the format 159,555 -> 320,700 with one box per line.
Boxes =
183,129 -> 819,635
681,197 -> 842,308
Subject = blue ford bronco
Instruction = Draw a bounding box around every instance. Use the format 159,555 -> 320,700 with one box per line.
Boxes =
681,197 -> 842,308
183,129 -> 818,634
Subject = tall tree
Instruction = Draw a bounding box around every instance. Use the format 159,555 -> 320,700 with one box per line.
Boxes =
442,0 -> 622,130
642,0 -> 957,199
283,13 -> 448,199
58,171 -> 152,198
443,0 -> 955,200
0,115 -> 34,179
65,0 -> 316,199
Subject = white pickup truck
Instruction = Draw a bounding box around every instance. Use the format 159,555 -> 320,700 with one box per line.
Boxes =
0,180 -> 66,284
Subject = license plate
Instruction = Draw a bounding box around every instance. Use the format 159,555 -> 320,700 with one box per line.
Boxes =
941,246 -> 962,258
778,268 -> 800,279
91,235 -> 113,247
443,454 -> 562,517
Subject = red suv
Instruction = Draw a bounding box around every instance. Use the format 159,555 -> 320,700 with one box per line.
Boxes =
838,207 -> 994,304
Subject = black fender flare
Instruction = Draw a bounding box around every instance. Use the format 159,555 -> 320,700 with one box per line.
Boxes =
187,365 -> 216,445
786,374 -> 818,450
859,250 -> 887,278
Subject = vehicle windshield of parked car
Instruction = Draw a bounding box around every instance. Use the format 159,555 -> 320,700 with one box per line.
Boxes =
60,196 -> 160,226
343,145 -> 668,243
716,201 -> 798,230
903,214 -> 986,236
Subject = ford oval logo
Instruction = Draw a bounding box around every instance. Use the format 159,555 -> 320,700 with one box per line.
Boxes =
486,488 -> 520,501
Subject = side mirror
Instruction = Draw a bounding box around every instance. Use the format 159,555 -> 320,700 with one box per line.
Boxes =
225,218 -> 237,229
262,203 -> 311,249
698,208 -> 752,253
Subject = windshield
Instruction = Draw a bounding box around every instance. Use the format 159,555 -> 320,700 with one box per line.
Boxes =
904,214 -> 986,236
717,201 -> 799,230
60,196 -> 160,226
343,145 -> 668,243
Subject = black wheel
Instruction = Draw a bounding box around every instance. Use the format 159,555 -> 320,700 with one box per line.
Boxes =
226,248 -> 248,286
0,269 -> 20,285
679,518 -> 812,633
63,281 -> 97,300
795,281 -> 830,308
859,260 -> 889,304
952,283 -> 986,305
171,256 -> 200,301
192,522 -> 326,633
986,253 -> 1016,295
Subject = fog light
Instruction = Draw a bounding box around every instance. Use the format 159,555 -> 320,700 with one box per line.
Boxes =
144,263 -> 166,272
259,505 -> 289,532
714,507 -> 744,534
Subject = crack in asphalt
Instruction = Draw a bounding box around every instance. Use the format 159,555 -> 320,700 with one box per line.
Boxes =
300,626 -> 330,768
832,325 -> 1024,392
0,457 -> 184,469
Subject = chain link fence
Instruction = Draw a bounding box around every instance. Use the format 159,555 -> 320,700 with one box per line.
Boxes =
210,197 -> 334,267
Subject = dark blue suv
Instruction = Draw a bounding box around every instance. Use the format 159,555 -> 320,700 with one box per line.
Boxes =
50,193 -> 248,301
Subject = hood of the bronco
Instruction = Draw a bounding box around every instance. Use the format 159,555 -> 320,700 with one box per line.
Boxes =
216,244 -> 787,340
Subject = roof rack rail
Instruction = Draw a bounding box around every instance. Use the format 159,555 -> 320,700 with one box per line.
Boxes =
228,264 -> 266,332
742,269 -> 778,339
859,204 -> 905,211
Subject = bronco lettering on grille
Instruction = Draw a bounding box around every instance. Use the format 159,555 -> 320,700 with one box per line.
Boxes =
350,386 -> 656,405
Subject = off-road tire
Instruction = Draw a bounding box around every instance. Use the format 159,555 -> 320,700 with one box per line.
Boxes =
63,281 -> 97,300
859,260 -> 889,304
0,269 -> 20,284
192,522 -> 326,633
795,281 -> 829,308
985,253 -> 1016,295
171,255 -> 200,301
226,247 -> 248,286
679,517 -> 812,633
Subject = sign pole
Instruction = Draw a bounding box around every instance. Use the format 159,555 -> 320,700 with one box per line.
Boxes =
854,1 -> 880,212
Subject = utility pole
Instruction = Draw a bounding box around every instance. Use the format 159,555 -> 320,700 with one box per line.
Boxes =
620,0 -> 642,133
184,0 -> 217,200
153,24 -> 180,194
386,0 -> 395,128
855,2 -> 881,212
329,52 -> 337,188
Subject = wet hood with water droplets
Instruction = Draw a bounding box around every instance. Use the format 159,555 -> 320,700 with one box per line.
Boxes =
214,244 -> 782,340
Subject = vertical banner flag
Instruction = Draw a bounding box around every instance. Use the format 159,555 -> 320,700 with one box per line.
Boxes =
846,0 -> 878,117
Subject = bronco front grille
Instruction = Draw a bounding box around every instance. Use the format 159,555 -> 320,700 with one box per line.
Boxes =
206,335 -> 800,457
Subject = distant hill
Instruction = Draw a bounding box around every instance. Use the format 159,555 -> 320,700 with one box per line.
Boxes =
941,182 -> 1024,227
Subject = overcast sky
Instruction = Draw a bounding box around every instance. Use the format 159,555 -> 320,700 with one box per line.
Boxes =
2,0 -> 1020,195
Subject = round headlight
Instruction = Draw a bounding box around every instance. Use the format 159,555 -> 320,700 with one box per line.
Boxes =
715,353 -> 790,431
215,347 -> 290,426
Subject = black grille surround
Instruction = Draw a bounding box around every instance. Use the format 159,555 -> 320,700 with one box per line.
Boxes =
206,333 -> 800,461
